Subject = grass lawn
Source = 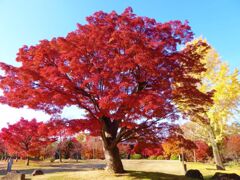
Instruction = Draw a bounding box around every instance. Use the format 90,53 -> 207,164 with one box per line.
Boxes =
0,159 -> 239,180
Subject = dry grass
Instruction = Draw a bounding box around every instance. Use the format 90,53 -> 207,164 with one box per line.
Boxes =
0,159 -> 239,180
187,162 -> 240,179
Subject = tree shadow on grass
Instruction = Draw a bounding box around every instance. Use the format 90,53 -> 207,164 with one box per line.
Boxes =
115,170 -> 191,180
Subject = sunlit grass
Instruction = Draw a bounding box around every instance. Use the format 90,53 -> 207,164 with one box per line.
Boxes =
187,162 -> 240,179
0,159 -> 239,180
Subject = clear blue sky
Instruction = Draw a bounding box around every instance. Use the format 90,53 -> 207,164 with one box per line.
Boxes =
0,0 -> 240,69
0,0 -> 239,127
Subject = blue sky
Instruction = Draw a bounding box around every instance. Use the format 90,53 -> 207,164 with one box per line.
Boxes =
0,0 -> 239,127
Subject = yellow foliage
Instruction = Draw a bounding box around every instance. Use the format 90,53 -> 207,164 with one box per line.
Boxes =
187,38 -> 240,142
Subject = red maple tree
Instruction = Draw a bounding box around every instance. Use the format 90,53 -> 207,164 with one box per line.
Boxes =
162,135 -> 196,159
223,135 -> 240,160
0,118 -> 51,165
46,119 -> 76,162
194,140 -> 211,161
80,135 -> 104,159
133,141 -> 163,157
0,8 -> 212,172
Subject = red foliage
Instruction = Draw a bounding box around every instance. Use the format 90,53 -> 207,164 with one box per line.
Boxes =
71,137 -> 82,158
194,140 -> 211,161
0,139 -> 6,155
0,7 -> 212,166
0,118 -> 51,158
47,119 -> 75,140
45,119 -> 80,160
133,142 -> 163,157
80,135 -> 104,159
162,135 -> 196,158
223,135 -> 240,160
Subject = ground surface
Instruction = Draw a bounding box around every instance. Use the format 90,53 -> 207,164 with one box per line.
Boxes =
0,159 -> 239,179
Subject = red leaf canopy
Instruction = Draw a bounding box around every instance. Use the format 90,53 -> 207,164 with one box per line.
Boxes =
0,118 -> 51,157
0,8 -> 211,141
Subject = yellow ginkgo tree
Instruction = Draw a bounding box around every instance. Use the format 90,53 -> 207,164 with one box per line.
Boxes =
178,38 -> 240,170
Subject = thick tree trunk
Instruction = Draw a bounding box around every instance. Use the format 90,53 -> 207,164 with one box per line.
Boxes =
208,126 -> 225,170
25,157 -> 30,166
101,116 -> 125,173
104,145 -> 124,173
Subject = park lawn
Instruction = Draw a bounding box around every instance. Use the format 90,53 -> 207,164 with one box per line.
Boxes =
187,162 -> 240,179
0,159 -> 239,180
32,170 -> 186,180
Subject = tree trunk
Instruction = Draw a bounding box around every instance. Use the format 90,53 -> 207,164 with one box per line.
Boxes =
208,126 -> 225,170
4,152 -> 7,161
59,151 -> 62,163
76,153 -> 79,163
193,149 -> 196,162
25,157 -> 30,166
101,116 -> 125,173
104,145 -> 124,173
181,148 -> 187,174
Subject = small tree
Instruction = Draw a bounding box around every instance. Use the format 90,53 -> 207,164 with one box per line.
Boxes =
162,135 -> 195,159
194,140 -> 211,162
0,118 -> 51,165
81,135 -> 104,159
223,135 -> 240,161
132,141 -> 163,158
71,138 -> 82,162
0,139 -> 7,160
46,119 -> 74,162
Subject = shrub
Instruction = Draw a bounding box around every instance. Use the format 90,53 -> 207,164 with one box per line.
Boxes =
157,155 -> 164,160
227,160 -> 240,167
50,158 -> 55,162
131,153 -> 142,159
120,152 -> 128,159
170,154 -> 179,160
148,155 -> 157,160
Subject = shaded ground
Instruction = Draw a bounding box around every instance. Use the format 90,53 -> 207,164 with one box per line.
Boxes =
0,160 -> 106,176
0,159 -> 239,179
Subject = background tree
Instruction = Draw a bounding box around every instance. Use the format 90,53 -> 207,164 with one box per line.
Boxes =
47,119 -> 75,162
80,135 -> 104,159
0,118 -> 51,165
118,143 -> 131,159
71,137 -> 82,162
133,141 -> 163,158
181,121 -> 210,143
40,143 -> 56,160
0,8 -> 212,173
162,135 -> 195,159
178,38 -> 240,170
194,140 -> 212,162
223,135 -> 240,162
0,139 -> 7,161
61,138 -> 75,159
